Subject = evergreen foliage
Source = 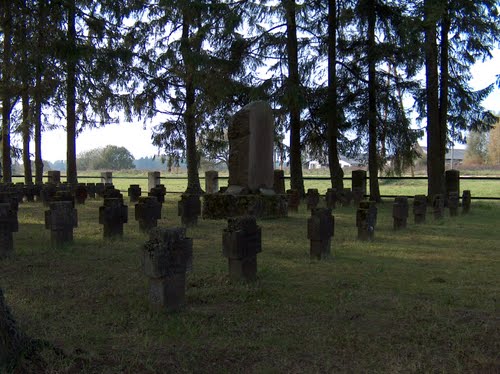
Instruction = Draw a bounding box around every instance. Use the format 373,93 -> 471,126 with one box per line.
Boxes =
0,0 -> 498,196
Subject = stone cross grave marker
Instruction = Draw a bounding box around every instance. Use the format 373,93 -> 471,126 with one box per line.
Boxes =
356,201 -> 377,241
448,191 -> 459,216
135,196 -> 162,232
99,198 -> 128,238
307,208 -> 334,259
413,195 -> 427,224
393,196 -> 409,230
0,203 -> 18,258
128,184 -> 142,203
306,188 -> 320,210
432,194 -> 444,219
222,216 -> 262,281
45,201 -> 78,247
142,227 -> 193,311
462,190 -> 471,214
178,194 -> 201,226
286,189 -> 300,212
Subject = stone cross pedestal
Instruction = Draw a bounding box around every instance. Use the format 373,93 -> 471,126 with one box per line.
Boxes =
178,194 -> 201,226
432,194 -> 444,219
307,208 -> 334,259
273,170 -> 285,194
135,196 -> 162,232
413,195 -> 427,224
45,201 -> 78,247
142,227 -> 193,311
0,203 -> 18,258
99,198 -> 128,238
101,172 -> 113,185
306,189 -> 320,210
392,197 -> 409,230
227,101 -> 274,194
222,216 -> 262,281
148,171 -> 161,192
286,189 -> 300,212
205,171 -> 219,194
462,190 -> 471,214
47,170 -> 61,184
351,170 -> 367,198
128,184 -> 142,202
356,201 -> 377,241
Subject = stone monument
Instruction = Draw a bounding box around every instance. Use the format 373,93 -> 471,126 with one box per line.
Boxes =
227,101 -> 274,194
203,101 -> 287,219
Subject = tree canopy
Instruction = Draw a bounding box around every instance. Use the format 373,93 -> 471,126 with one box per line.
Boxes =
1,0 -> 498,193
77,145 -> 135,171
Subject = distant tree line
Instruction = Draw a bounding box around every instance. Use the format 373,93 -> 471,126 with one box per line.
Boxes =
464,118 -> 500,166
1,0 -> 499,199
46,146 -> 167,171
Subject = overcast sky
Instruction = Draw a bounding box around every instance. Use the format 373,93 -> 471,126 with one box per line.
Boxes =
29,50 -> 500,162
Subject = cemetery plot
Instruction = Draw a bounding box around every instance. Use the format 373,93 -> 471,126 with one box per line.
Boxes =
0,196 -> 498,372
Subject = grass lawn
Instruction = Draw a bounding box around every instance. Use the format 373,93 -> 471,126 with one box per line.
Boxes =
1,193 -> 499,373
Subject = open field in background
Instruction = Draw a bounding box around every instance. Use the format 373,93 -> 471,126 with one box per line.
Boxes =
11,169 -> 500,198
1,195 -> 499,372
9,169 -> 500,198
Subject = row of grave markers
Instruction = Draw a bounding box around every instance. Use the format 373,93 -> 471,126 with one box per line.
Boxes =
142,187 -> 472,312
2,169 -> 472,313
0,180 -> 205,257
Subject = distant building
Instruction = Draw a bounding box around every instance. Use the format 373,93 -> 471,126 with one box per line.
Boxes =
420,146 -> 465,166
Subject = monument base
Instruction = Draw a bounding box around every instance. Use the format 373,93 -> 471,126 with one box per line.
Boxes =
202,193 -> 288,219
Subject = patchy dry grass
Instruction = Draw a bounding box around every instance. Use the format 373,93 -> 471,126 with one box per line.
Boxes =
1,193 -> 499,373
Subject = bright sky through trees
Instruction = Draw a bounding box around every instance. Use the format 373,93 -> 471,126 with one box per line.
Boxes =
30,49 -> 500,162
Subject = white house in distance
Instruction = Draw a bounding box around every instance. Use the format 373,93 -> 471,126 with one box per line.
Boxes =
308,156 -> 356,169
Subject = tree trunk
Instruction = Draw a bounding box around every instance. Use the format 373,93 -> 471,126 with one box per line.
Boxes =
424,0 -> 442,200
34,76 -> 44,184
327,0 -> 344,191
66,0 -> 78,184
284,0 -> 305,196
22,94 -> 33,185
439,2 -> 450,173
1,2 -> 12,183
181,11 -> 202,194
367,0 -> 381,202
21,2 -> 33,185
34,0 -> 45,184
